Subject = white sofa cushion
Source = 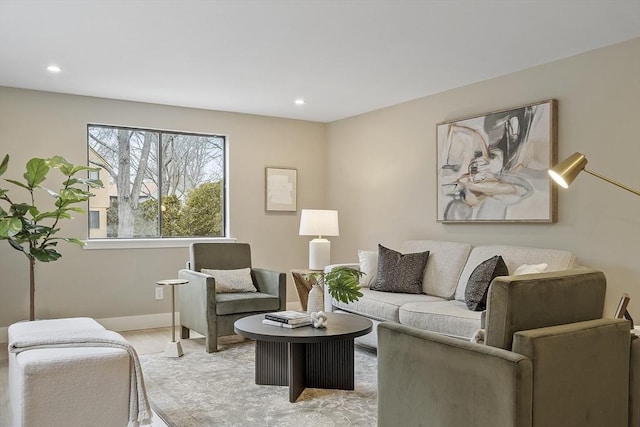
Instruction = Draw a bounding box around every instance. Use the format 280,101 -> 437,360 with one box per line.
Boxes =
358,250 -> 378,288
333,288 -> 445,322
513,263 -> 548,275
454,245 -> 579,301
401,240 -> 472,298
399,300 -> 483,340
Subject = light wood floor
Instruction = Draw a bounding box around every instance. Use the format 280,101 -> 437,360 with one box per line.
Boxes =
0,326 -> 199,427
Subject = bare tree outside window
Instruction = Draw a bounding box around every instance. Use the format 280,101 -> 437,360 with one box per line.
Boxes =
87,125 -> 225,239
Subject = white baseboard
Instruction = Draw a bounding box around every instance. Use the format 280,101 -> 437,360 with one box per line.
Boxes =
96,312 -> 178,332
0,312 -> 177,344
0,307 -> 306,343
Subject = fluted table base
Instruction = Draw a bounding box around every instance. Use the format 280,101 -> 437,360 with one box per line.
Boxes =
234,312 -> 372,403
254,339 -> 355,402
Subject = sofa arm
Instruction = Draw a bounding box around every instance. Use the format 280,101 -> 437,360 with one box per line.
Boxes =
322,263 -> 360,312
323,263 -> 360,273
377,322 -> 532,427
512,318 -> 630,427
485,268 -> 607,350
630,334 -> 640,427
252,268 -> 286,310
178,269 -> 216,337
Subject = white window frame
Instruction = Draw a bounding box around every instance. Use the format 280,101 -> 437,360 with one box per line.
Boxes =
83,236 -> 236,250
85,124 -> 230,249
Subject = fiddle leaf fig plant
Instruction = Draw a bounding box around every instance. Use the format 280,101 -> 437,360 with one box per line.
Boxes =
306,266 -> 365,304
0,154 -> 103,320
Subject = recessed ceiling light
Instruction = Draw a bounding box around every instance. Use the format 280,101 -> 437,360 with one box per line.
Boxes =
294,99 -> 305,105
47,65 -> 61,73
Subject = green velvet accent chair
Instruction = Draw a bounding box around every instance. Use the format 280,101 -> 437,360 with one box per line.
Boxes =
178,242 -> 286,352
378,268 -> 635,427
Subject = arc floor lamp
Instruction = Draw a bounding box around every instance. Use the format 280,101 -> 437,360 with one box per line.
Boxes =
548,152 -> 640,197
548,151 -> 639,322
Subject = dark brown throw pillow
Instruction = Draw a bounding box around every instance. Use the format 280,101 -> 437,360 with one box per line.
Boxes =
465,255 -> 509,311
370,244 -> 429,294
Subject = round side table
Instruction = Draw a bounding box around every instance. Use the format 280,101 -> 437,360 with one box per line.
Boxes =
157,278 -> 189,358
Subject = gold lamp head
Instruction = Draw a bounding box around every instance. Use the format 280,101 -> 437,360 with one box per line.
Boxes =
548,152 -> 588,189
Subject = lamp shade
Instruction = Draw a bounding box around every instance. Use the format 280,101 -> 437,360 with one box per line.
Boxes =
548,152 -> 588,189
299,209 -> 339,237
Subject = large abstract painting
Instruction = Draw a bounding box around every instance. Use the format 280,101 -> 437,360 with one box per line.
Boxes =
437,99 -> 557,223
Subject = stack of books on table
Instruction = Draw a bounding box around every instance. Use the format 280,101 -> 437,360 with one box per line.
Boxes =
263,311 -> 312,328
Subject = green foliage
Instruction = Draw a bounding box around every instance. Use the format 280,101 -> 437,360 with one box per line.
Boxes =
115,184 -> 222,238
0,153 -> 103,320
0,154 -> 8,176
160,194 -> 183,237
306,267 -> 365,304
106,200 -> 119,237
180,182 -> 223,236
135,198 -> 159,237
0,153 -> 103,261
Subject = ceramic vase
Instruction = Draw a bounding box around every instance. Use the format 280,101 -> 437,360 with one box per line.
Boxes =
307,283 -> 324,314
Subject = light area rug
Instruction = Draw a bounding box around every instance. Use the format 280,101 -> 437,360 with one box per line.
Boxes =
140,339 -> 378,427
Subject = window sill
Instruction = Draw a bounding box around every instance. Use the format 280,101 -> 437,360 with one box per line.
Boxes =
83,237 -> 237,250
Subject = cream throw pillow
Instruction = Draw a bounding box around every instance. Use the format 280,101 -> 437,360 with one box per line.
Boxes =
358,250 -> 378,288
513,263 -> 548,275
201,268 -> 257,293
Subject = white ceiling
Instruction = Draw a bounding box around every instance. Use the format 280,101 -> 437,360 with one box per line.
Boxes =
1,0 -> 639,123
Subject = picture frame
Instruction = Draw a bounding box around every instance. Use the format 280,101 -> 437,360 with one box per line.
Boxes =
265,167 -> 297,212
436,99 -> 558,223
615,293 -> 631,319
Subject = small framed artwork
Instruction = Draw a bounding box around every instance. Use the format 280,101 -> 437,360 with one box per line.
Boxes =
265,167 -> 297,212
436,99 -> 558,223
615,293 -> 633,324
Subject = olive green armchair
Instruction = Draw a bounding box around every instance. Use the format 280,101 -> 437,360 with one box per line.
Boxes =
178,242 -> 286,352
378,269 -> 636,427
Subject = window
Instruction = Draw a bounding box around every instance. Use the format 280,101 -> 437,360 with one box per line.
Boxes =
87,125 -> 226,239
89,211 -> 100,229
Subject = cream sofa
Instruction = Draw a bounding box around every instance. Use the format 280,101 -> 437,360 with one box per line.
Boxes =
323,240 -> 580,348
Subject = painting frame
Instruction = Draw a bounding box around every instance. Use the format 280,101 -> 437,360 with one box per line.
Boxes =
615,294 -> 631,319
265,167 -> 297,212
436,99 -> 558,223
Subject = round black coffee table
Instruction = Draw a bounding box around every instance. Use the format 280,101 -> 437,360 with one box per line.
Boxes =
234,312 -> 372,402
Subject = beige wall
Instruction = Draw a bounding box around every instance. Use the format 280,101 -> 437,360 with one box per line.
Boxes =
2,38 -> 638,328
0,88 -> 326,326
326,38 -> 640,318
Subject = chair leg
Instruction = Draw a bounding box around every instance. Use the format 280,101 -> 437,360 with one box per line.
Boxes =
205,336 -> 218,353
181,326 -> 190,339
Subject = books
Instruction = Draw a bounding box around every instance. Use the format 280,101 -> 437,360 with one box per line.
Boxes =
264,310 -> 311,325
262,318 -> 311,328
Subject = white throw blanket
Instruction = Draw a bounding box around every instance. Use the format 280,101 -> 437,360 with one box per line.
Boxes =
9,328 -> 152,426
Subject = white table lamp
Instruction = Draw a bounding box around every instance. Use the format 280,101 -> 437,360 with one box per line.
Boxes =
299,209 -> 339,270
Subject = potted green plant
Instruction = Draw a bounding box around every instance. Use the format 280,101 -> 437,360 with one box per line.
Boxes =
306,266 -> 365,305
0,154 -> 103,320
